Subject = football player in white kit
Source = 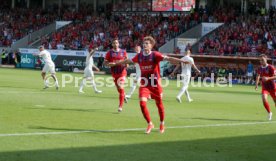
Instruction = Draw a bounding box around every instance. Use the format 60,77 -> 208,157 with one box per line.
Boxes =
125,45 -> 141,99
171,50 -> 200,103
33,46 -> 59,90
79,47 -> 102,94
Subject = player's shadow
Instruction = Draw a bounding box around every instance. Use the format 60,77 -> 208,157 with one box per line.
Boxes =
187,117 -> 263,122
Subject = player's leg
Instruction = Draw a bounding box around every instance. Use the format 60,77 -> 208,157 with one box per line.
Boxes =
185,89 -> 193,102
177,76 -> 189,103
51,74 -> 59,90
49,64 -> 59,89
87,70 -> 101,93
41,64 -> 49,89
115,76 -> 126,112
184,76 -> 192,102
139,87 -> 154,134
41,72 -> 48,88
88,76 -> 102,93
262,91 -> 272,120
155,96 -> 165,134
268,90 -> 276,120
79,77 -> 86,93
126,77 -> 138,99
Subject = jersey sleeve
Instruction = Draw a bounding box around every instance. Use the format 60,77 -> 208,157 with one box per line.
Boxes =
124,50 -> 128,59
155,52 -> 165,63
191,58 -> 195,65
105,51 -> 111,62
269,65 -> 275,76
131,54 -> 139,63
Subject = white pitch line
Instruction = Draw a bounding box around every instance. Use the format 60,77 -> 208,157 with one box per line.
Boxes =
0,121 -> 275,137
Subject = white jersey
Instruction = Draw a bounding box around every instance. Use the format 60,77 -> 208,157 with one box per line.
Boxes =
181,56 -> 194,76
39,50 -> 54,65
85,54 -> 94,69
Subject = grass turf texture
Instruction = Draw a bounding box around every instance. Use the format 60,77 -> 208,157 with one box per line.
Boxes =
0,68 -> 276,161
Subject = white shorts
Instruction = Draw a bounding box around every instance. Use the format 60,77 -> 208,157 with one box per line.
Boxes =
247,72 -> 253,77
84,67 -> 94,78
42,63 -> 55,74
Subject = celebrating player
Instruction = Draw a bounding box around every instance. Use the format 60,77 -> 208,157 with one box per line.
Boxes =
125,45 -> 142,99
109,36 -> 191,134
33,46 -> 59,90
104,38 -> 128,112
170,49 -> 200,103
255,54 -> 276,121
79,47 -> 102,94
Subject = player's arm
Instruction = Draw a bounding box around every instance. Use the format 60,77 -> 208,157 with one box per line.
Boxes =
89,47 -> 98,55
263,76 -> 276,81
192,64 -> 201,73
255,74 -> 260,90
33,52 -> 44,57
110,59 -> 133,67
164,56 -> 191,64
92,64 -> 100,71
170,64 -> 181,77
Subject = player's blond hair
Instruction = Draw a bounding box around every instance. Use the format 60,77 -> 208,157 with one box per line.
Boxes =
143,36 -> 156,46
260,54 -> 267,59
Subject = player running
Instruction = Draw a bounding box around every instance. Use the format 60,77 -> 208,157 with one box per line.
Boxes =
104,38 -> 128,112
109,36 -> 191,134
255,54 -> 276,121
125,45 -> 142,99
33,46 -> 59,90
79,47 -> 102,94
170,49 -> 200,103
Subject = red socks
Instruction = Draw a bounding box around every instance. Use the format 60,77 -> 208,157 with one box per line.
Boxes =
263,100 -> 271,113
118,88 -> 125,108
140,100 -> 165,123
140,101 -> 151,123
155,100 -> 165,122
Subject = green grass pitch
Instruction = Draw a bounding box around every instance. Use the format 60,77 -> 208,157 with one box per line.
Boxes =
0,68 -> 276,161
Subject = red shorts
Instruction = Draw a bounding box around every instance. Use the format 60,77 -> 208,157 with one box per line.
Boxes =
262,88 -> 276,99
139,86 -> 163,100
113,74 -> 126,88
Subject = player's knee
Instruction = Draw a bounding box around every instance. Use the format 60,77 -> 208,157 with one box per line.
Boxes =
140,97 -> 148,102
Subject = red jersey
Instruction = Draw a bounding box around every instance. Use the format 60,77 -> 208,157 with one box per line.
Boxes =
105,49 -> 128,77
258,64 -> 276,90
132,51 -> 164,87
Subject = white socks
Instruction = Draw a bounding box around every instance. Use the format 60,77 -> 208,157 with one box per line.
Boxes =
128,83 -> 137,96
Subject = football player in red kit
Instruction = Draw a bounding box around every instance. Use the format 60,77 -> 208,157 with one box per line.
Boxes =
104,38 -> 128,112
109,36 -> 191,134
255,54 -> 276,121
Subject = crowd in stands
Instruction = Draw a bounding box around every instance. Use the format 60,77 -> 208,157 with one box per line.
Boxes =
0,3 -> 95,47
197,7 -> 276,58
0,6 -> 60,47
42,11 -> 206,51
